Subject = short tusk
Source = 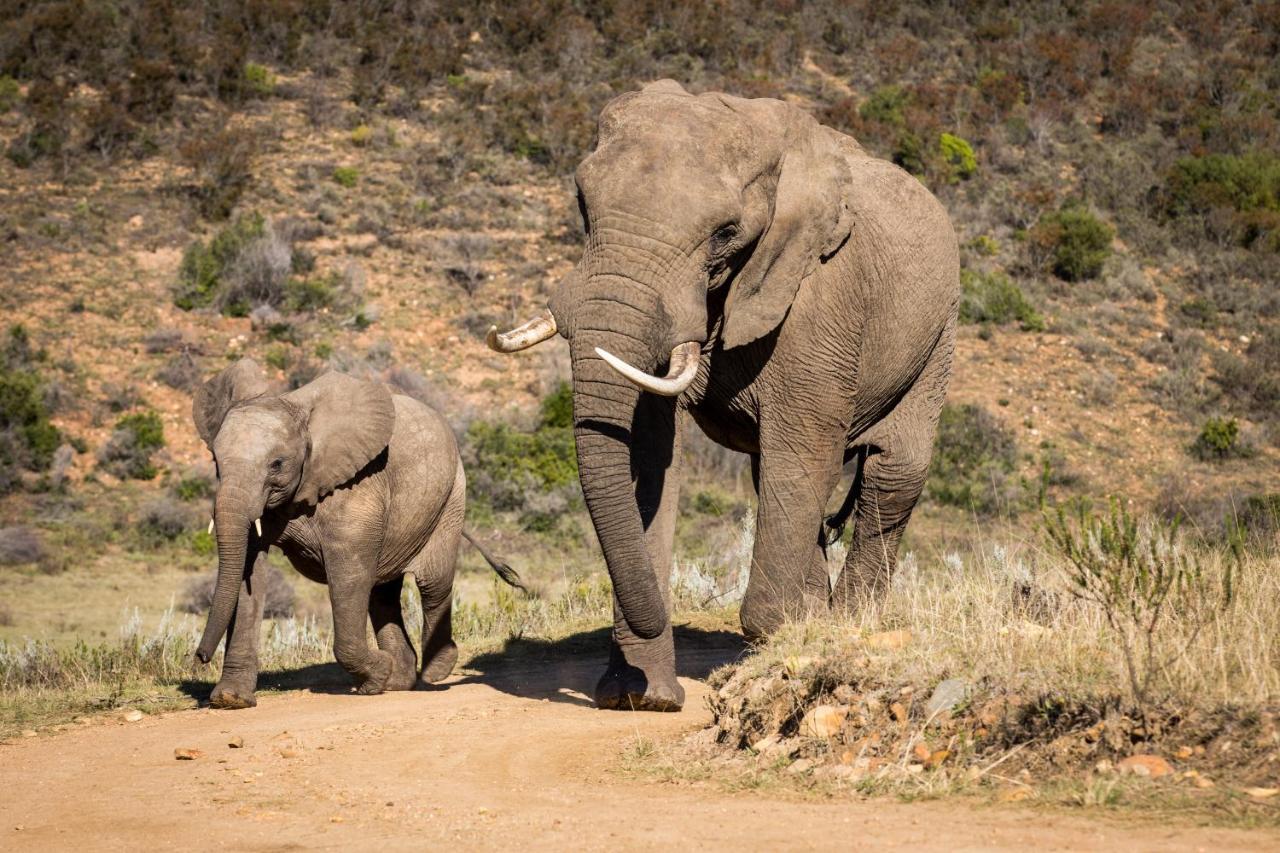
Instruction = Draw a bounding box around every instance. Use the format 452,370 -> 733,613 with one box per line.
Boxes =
486,311 -> 558,353
594,341 -> 702,397
208,518 -> 214,536
254,518 -> 262,537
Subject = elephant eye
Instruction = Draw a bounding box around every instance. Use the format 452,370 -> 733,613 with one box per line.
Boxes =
269,458 -> 283,473
710,224 -> 738,253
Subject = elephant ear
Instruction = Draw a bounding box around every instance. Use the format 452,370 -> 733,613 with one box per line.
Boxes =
283,371 -> 394,505
721,117 -> 852,349
192,358 -> 271,450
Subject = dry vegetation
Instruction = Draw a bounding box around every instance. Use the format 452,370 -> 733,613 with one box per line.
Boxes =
1,0 -> 1278,817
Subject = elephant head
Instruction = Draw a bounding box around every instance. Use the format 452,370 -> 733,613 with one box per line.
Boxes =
191,358 -> 394,663
488,81 -> 852,639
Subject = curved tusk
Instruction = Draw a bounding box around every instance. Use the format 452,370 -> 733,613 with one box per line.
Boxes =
486,311 -> 558,353
254,518 -> 262,537
208,518 -> 214,536
594,341 -> 702,397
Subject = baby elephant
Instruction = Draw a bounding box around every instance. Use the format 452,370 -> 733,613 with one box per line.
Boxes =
191,358 -> 521,708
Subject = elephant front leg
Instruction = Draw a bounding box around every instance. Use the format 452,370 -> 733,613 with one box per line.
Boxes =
327,560 -> 393,695
210,552 -> 268,709
595,400 -> 684,712
368,580 -> 418,691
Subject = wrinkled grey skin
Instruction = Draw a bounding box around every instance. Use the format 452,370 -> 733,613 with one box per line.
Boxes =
191,359 -> 514,708
503,81 -> 958,711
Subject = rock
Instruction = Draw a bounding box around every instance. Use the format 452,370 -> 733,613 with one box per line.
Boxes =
122,709 -> 144,723
1175,745 -> 1193,759
228,736 -> 244,749
21,730 -> 37,738
889,702 -> 909,724
786,758 -> 815,775
832,684 -> 858,704
277,747 -> 300,759
1094,759 -> 1114,774
799,705 -> 848,738
174,748 -> 204,760
999,787 -> 1033,802
927,749 -> 950,769
912,742 -> 932,763
1117,754 -> 1173,778
751,733 -> 781,753
1245,787 -> 1279,799
864,630 -> 912,650
823,764 -> 865,781
925,679 -> 971,717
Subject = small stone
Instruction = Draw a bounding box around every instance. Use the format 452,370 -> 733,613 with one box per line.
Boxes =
122,709 -> 144,723
330,816 -> 344,824
228,736 -> 244,749
912,742 -> 931,763
1175,745 -> 1193,759
277,747 -> 300,759
999,787 -> 1033,802
1095,759 -> 1114,774
1245,787 -> 1279,799
825,764 -> 864,781
174,748 -> 204,760
889,702 -> 909,724
864,630 -> 912,650
925,679 -> 972,717
927,749 -> 950,769
1117,754 -> 1173,778
799,705 -> 848,738
20,730 -> 37,738
751,733 -> 781,754
787,758 -> 815,775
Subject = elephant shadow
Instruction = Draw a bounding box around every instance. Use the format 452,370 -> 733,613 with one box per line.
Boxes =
454,623 -> 751,707
178,624 -> 751,707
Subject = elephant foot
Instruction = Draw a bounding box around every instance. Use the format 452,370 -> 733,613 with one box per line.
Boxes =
209,682 -> 257,710
418,641 -> 458,686
593,639 -> 683,712
353,651 -> 393,696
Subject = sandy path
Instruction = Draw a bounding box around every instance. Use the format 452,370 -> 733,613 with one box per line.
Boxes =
1,639 -> 1274,852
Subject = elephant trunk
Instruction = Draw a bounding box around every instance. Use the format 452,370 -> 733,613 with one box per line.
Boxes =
195,483 -> 263,663
571,318 -> 668,639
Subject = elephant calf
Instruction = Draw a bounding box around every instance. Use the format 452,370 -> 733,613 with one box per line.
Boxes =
191,358 -> 521,708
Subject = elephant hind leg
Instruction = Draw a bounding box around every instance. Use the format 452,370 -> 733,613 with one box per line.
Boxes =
412,466 -> 464,686
369,579 -> 418,691
832,321 -> 953,612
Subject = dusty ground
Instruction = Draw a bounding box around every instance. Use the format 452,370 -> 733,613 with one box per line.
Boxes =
2,637 -> 1276,852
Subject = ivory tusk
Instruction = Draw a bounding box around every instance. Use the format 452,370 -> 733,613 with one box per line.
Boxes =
208,518 -> 214,536
594,341 -> 702,397
486,311 -> 558,353
254,517 -> 262,537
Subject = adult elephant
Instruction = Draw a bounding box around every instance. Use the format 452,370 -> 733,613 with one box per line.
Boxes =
488,80 -> 959,712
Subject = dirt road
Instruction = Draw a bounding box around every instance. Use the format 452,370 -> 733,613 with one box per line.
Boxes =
2,636 -> 1274,851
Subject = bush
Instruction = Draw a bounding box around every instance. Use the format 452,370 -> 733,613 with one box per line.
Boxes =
1189,416 -> 1251,461
243,62 -> 275,96
926,403 -> 1023,516
97,410 -> 165,480
174,473 -> 214,501
0,326 -> 60,493
180,121 -> 257,220
958,269 -> 1045,331
137,498 -> 192,546
173,213 -> 266,310
0,526 -> 44,565
463,383 -> 579,528
1032,204 -> 1114,282
332,167 -> 358,188
0,76 -> 18,112
1165,152 -> 1280,249
939,132 -> 977,181
180,563 -> 296,619
1211,329 -> 1280,421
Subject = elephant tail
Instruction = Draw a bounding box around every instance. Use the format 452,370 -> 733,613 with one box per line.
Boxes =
462,530 -> 528,593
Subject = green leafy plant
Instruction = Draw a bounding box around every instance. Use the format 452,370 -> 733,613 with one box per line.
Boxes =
173,214 -> 266,310
97,411 -> 165,480
925,404 -> 1022,516
243,63 -> 275,96
958,269 -> 1045,331
0,326 -> 61,493
939,132 -> 977,181
332,166 -> 359,188
1190,416 -> 1251,461
1033,204 -> 1114,282
1165,152 -> 1280,249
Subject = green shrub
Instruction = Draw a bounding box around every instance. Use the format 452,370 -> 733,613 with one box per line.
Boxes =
350,124 -> 373,146
539,381 -> 573,429
939,132 -> 977,181
1165,152 -> 1280,248
243,63 -> 275,96
926,404 -> 1022,516
174,474 -> 214,501
966,235 -> 1000,257
859,85 -> 909,126
285,273 -> 338,312
0,76 -> 19,112
98,410 -> 165,480
1190,416 -> 1251,461
1210,330 -> 1280,420
332,167 -> 358,188
1033,204 -> 1114,282
0,326 -> 60,493
173,214 -> 266,310
958,269 -> 1045,331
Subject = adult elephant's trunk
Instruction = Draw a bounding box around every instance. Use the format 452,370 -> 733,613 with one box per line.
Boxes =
571,312 -> 668,639
195,483 -> 263,663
